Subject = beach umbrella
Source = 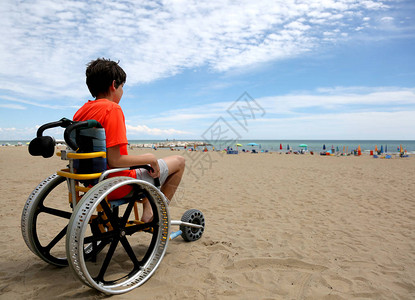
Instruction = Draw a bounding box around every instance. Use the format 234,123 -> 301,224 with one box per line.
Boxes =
375,145 -> 378,152
336,146 -> 339,152
287,144 -> 290,150
357,145 -> 362,156
380,145 -> 383,153
385,145 -> 388,153
323,144 -> 326,150
247,143 -> 259,146
299,144 -> 308,147
236,143 -> 243,147
280,143 -> 282,150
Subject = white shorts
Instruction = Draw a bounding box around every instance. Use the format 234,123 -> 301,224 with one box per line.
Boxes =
135,159 -> 169,186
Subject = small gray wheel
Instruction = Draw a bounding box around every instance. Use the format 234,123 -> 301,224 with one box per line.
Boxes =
180,209 -> 205,242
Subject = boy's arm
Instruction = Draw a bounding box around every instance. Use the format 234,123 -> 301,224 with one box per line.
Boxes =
107,145 -> 160,178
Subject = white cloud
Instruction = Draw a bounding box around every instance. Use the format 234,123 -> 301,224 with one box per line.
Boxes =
126,124 -> 190,136
0,127 -> 17,132
243,110 -> 415,140
381,16 -> 394,22
0,125 -> 68,140
119,86 -> 415,139
0,103 -> 26,110
363,1 -> 388,10
0,0 -> 395,104
1,85 -> 413,140
0,126 -> 36,140
133,87 -> 415,126
1,95 -> 78,110
259,87 -> 415,115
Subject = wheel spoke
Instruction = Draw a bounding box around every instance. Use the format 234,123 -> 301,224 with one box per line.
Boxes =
99,199 -> 120,231
44,225 -> 68,252
41,206 -> 72,219
95,238 -> 120,282
120,236 -> 140,268
121,200 -> 135,225
83,230 -> 116,244
124,221 -> 157,235
139,224 -> 159,265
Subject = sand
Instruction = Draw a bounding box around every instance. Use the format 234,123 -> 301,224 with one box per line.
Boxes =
0,146 -> 414,299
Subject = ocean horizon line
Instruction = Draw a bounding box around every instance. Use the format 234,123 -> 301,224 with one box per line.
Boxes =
2,138 -> 414,142
2,139 -> 414,152
127,139 -> 415,152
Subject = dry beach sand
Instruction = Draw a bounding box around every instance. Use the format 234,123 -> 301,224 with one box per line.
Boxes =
0,146 -> 414,299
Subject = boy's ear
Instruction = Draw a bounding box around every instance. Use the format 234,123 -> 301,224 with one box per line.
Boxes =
110,80 -> 116,91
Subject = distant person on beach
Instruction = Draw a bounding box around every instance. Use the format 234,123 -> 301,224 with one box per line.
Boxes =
73,58 -> 185,222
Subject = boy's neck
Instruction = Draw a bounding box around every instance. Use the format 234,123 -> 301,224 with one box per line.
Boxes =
95,81 -> 121,103
95,95 -> 115,103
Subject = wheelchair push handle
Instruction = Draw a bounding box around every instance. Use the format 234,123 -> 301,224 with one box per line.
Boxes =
64,120 -> 102,151
36,117 -> 73,138
29,118 -> 74,158
29,118 -> 102,158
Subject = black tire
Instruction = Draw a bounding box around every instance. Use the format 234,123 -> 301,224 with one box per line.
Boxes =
180,209 -> 205,242
21,174 -> 71,267
21,174 -> 108,267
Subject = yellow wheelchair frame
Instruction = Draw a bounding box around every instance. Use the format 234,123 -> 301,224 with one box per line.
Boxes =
21,118 -> 205,294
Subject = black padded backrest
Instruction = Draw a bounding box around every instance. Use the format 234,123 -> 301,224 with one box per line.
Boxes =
72,128 -> 107,186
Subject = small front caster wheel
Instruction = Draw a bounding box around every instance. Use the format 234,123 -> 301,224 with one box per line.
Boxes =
180,209 -> 205,242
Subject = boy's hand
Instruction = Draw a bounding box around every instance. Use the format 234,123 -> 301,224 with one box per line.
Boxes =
138,153 -> 160,178
149,160 -> 160,178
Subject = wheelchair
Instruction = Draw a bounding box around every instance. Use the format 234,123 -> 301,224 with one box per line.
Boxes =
21,118 -> 205,294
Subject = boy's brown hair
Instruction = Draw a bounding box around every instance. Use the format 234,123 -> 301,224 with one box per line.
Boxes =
86,58 -> 126,98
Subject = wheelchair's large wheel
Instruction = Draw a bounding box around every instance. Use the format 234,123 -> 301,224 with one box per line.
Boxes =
66,177 -> 170,294
21,174 -> 71,267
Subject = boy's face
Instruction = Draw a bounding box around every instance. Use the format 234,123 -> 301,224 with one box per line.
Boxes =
113,82 -> 124,104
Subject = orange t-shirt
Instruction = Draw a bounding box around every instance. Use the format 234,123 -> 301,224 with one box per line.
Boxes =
73,99 -> 135,199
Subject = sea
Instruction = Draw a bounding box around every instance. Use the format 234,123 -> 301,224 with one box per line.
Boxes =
3,139 -> 413,154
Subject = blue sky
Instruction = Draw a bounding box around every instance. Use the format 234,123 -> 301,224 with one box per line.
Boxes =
1,0 -> 414,141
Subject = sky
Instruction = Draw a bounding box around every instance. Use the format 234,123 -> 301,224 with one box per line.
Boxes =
1,0 -> 414,141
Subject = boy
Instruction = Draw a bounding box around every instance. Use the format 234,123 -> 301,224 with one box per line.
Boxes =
73,58 -> 185,222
